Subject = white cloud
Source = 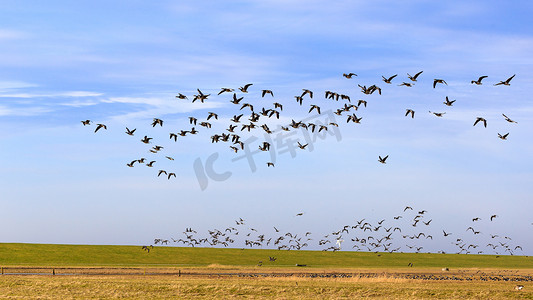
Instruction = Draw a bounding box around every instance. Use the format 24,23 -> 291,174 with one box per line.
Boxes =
0,91 -> 103,98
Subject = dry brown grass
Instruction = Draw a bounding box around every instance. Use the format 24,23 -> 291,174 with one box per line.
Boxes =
0,273 -> 531,299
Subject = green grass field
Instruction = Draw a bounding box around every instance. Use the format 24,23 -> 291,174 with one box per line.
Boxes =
1,243 -> 532,269
2,243 -> 532,299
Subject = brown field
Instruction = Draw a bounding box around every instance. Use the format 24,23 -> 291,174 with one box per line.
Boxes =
1,268 -> 532,299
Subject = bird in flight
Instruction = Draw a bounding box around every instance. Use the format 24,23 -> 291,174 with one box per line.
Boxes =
494,74 -> 515,86
343,73 -> 357,78
497,133 -> 509,140
443,96 -> 455,106
239,83 -> 253,93
378,155 -> 388,164
95,124 -> 107,133
125,127 -> 136,136
262,90 -> 274,97
296,213 -> 304,216
81,120 -> 91,126
473,117 -> 487,128
502,114 -> 517,123
382,74 -> 397,84
433,79 -> 447,88
429,111 -> 445,117
471,76 -> 488,85
407,71 -> 423,82
490,215 -> 498,221
405,109 -> 415,118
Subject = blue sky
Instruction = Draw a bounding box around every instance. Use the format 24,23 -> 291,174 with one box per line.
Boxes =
1,1 -> 532,255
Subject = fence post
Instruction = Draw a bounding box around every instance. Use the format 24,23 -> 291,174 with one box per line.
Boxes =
179,269 -> 181,277
52,268 -> 55,275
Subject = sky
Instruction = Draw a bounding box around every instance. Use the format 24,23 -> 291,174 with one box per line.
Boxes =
1,1 -> 532,255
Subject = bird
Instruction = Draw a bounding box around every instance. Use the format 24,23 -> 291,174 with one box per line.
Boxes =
443,96 -> 455,106
502,114 -> 517,123
239,83 -> 253,93
343,73 -> 357,78
433,79 -> 447,88
490,215 -> 498,221
296,213 -> 304,216
218,88 -> 234,95
267,162 -> 275,167
405,109 -> 415,118
473,117 -> 487,128
126,160 -> 136,167
471,76 -> 488,85
404,206 -> 413,211
494,74 -> 515,86
141,136 -> 152,144
167,173 -> 176,179
174,93 -> 190,102
407,71 -> 423,81
207,112 -> 218,120
498,133 -> 509,140
398,82 -> 413,87
429,111 -> 445,117
146,161 -> 155,167
443,230 -> 452,237
378,155 -> 388,164
262,90 -> 274,97
382,74 -> 397,84
231,93 -> 243,104
94,124 -> 107,133
125,127 -> 136,136
301,89 -> 313,98
157,170 -> 167,177
189,117 -> 197,125
169,133 -> 178,142
297,142 -> 308,150
309,105 -> 321,114
151,118 -> 163,127
81,120 -> 91,126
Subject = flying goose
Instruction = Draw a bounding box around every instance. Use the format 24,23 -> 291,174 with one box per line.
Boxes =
471,76 -> 488,85
125,127 -> 136,136
398,82 -> 413,87
429,111 -> 445,117
189,117 -> 197,125
267,162 -> 275,167
141,136 -> 152,144
207,112 -> 218,120
231,93 -> 243,104
382,74 -> 397,84
494,74 -> 515,86
152,118 -> 163,127
239,83 -> 253,93
218,88 -> 234,95
301,89 -> 313,98
309,104 -> 321,114
407,71 -> 423,81
157,170 -> 167,177
473,117 -> 487,127
175,93 -> 187,99
343,73 -> 357,78
167,172 -> 176,179
433,79 -> 447,88
146,161 -> 155,167
261,90 -> 273,97
297,142 -> 308,149
502,113 -> 517,123
81,120 -> 91,126
94,124 -> 107,133
405,109 -> 415,118
497,133 -> 509,140
378,155 -> 388,164
443,96 -> 455,106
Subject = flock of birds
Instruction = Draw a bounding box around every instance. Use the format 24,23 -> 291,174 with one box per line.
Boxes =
147,206 -> 524,256
81,71 -> 525,255
82,71 -> 519,176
